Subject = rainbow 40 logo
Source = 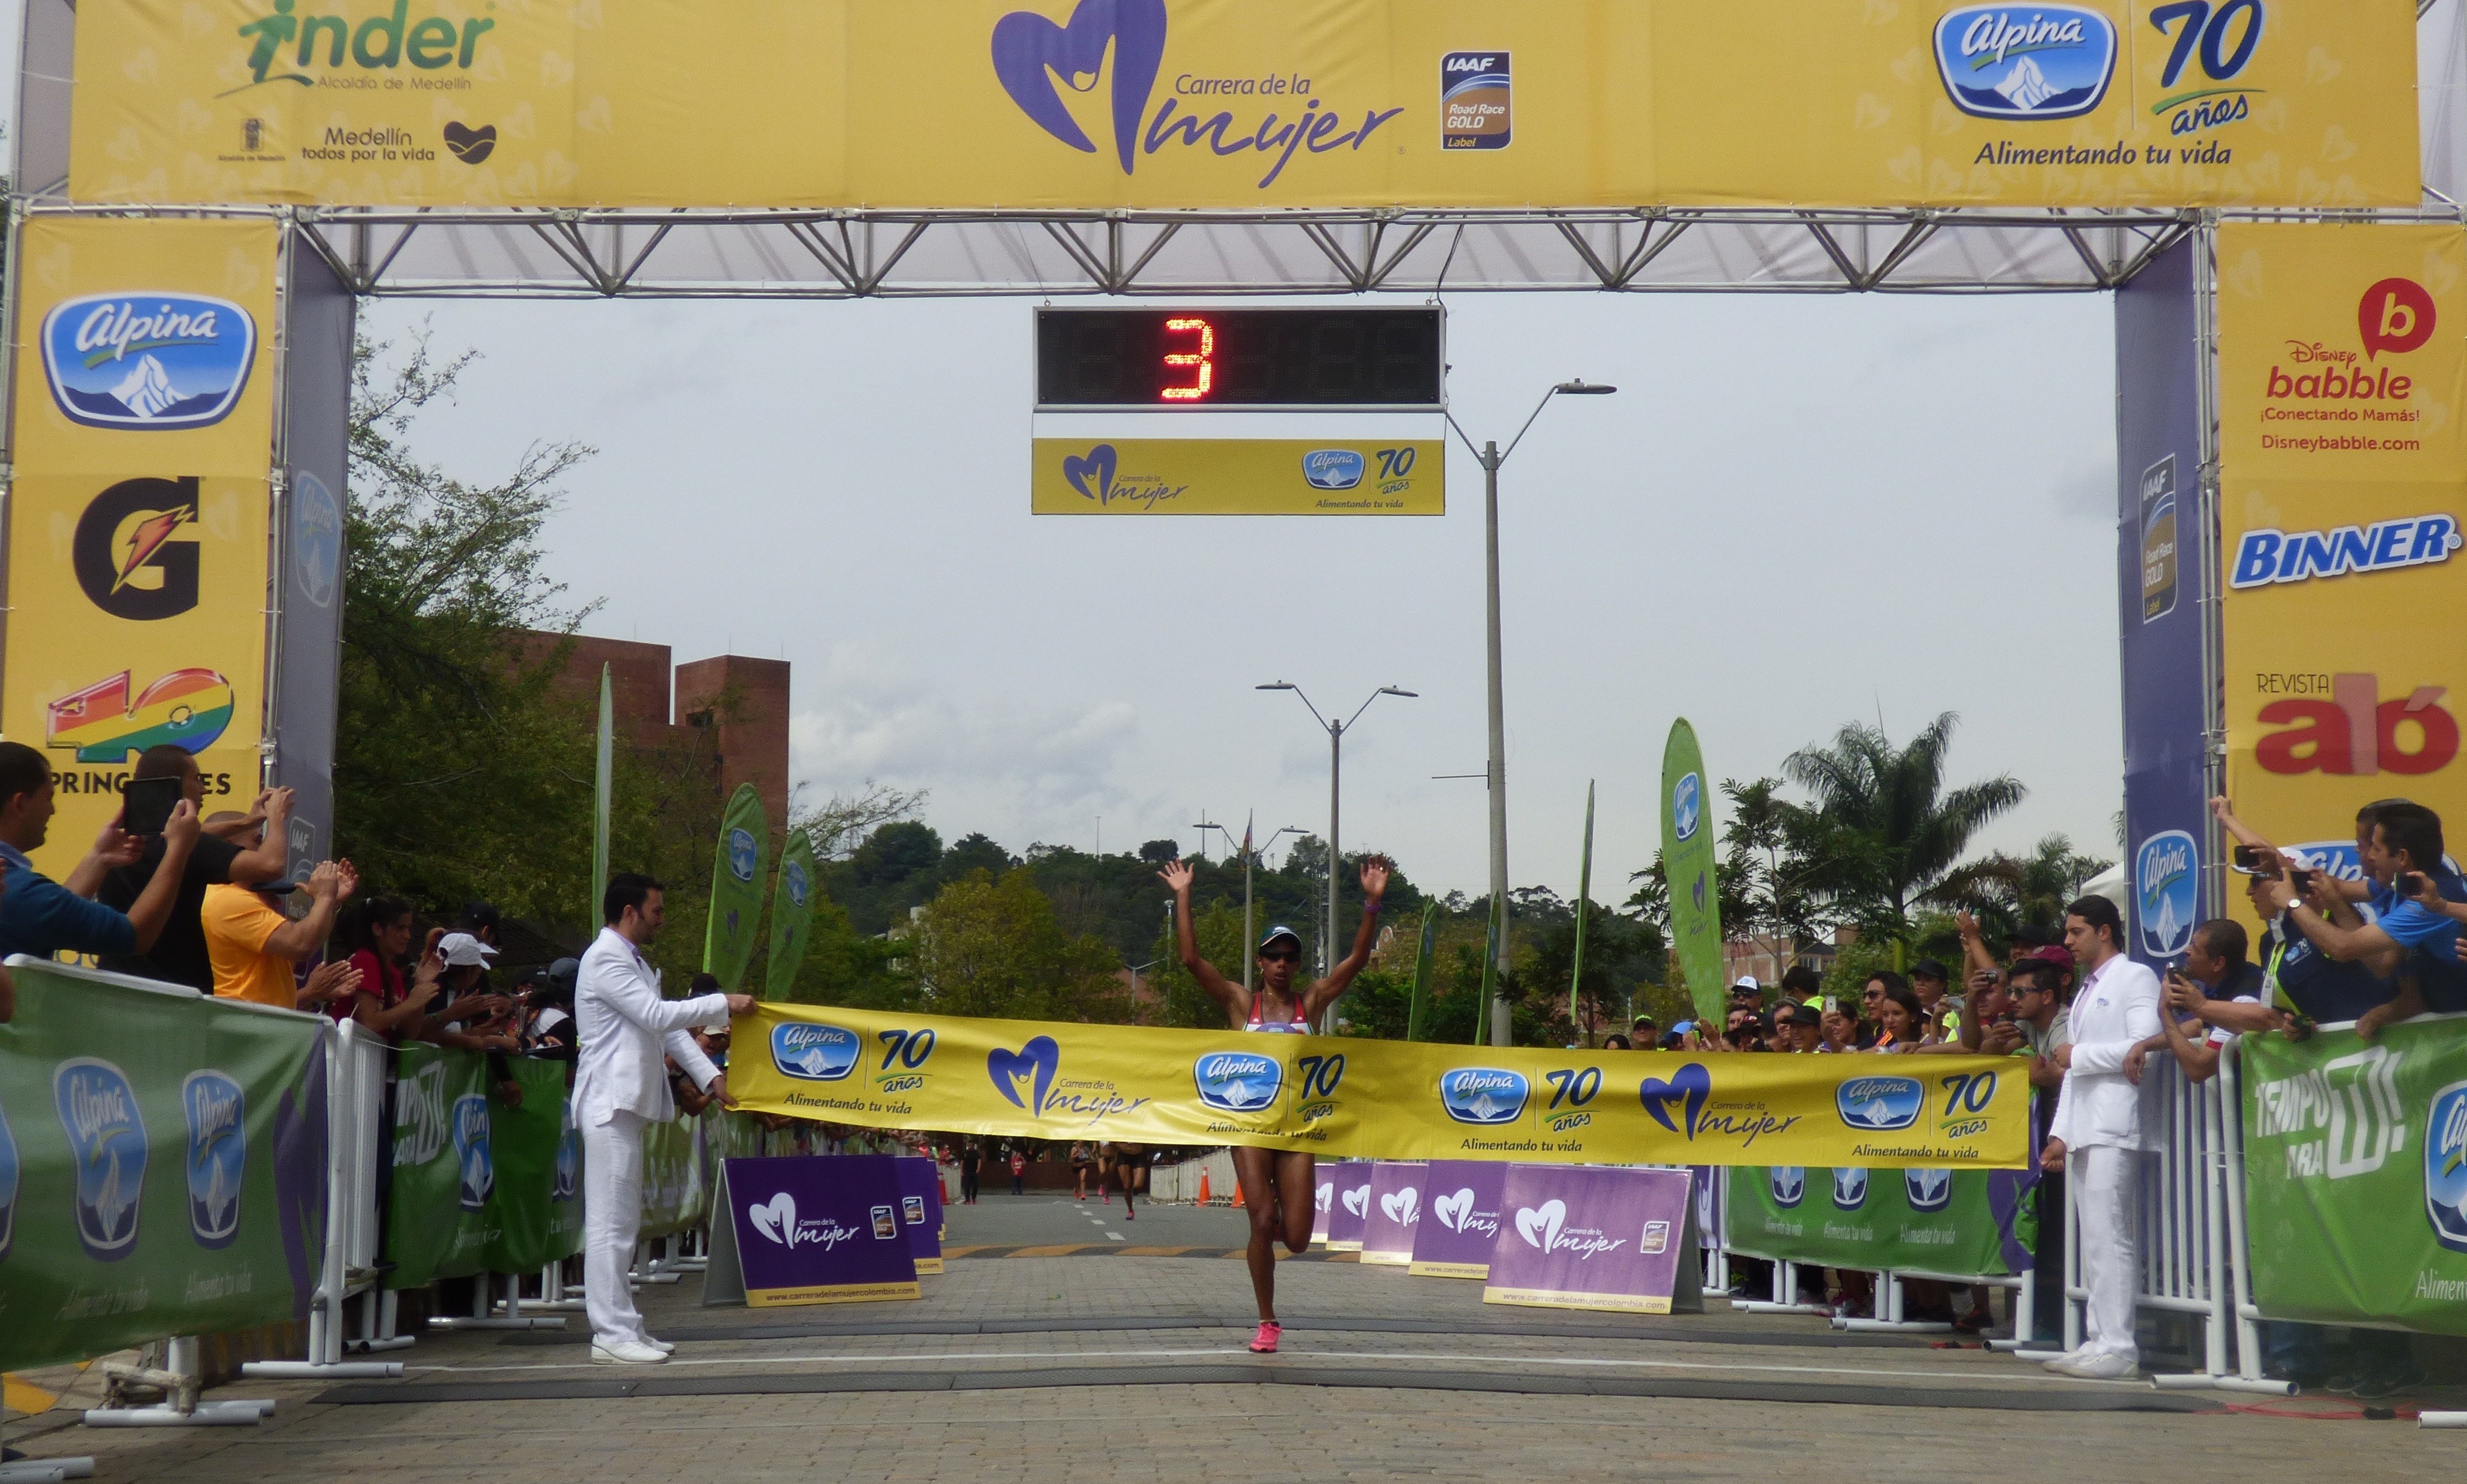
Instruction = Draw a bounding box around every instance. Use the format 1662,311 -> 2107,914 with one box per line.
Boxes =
47,668 -> 235,764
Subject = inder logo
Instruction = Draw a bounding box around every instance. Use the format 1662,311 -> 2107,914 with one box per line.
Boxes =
773,1023 -> 862,1082
1933,5 -> 2116,121
1193,1051 -> 1283,1114
41,294 -> 255,432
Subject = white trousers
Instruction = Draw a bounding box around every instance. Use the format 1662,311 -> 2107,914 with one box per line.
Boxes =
2072,1144 -> 2143,1361
583,1109 -> 649,1347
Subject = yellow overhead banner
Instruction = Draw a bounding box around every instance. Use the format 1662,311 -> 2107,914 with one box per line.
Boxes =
1029,438 -> 1443,515
2,218 -> 279,876
2215,222 -> 2467,899
69,1 -> 2416,210
734,1003 -> 2030,1168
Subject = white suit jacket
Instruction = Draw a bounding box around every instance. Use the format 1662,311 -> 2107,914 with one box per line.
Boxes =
572,927 -> 725,1126
2050,953 -> 2163,1152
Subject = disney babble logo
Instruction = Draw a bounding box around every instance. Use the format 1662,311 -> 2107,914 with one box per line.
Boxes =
1513,1198 -> 1628,1260
990,0 -> 1403,190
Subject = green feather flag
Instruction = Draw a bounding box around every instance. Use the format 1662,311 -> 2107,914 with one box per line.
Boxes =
766,831 -> 820,1000
704,783 -> 769,991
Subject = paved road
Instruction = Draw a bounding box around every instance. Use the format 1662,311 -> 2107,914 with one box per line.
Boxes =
13,1194 -> 2466,1482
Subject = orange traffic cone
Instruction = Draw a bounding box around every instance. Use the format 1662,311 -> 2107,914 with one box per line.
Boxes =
1197,1171 -> 1212,1204
1231,1182 -> 1245,1209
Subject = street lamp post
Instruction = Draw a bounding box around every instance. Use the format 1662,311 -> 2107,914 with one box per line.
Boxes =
1446,379 -> 1617,1047
1258,682 -> 1416,1029
1193,819 -> 1310,992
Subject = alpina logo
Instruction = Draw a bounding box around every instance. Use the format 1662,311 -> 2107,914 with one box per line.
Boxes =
451,1093 -> 493,1212
0,1104 -> 20,1262
1439,1068 -> 1530,1125
1670,772 -> 1701,841
1905,1167 -> 1952,1213
41,294 -> 256,432
1193,1052 -> 1283,1114
773,1023 -> 862,1082
552,1101 -> 580,1204
1933,5 -> 2117,121
54,1059 -> 148,1262
728,828 -> 759,883
2136,829 -> 2199,958
2426,1082 -> 2467,1254
182,1071 -> 246,1250
1836,1075 -> 1924,1133
785,860 -> 811,909
991,0 -> 1403,190
1770,1166 -> 1806,1209
1831,1167 -> 1869,1210
2256,675 -> 2456,777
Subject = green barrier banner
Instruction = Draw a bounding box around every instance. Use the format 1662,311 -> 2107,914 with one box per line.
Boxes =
1726,1164 -> 2033,1278
706,782 -> 770,992
639,1115 -> 709,1241
2240,1019 -> 2467,1336
1660,719 -> 1723,1025
482,1060 -> 584,1275
0,959 -> 326,1373
385,1045 -> 494,1288
387,1049 -> 581,1285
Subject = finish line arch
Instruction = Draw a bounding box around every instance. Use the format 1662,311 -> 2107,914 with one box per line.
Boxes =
2,0 -> 2463,969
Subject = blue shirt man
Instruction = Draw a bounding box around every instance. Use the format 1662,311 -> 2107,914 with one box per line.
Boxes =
0,741 -> 200,974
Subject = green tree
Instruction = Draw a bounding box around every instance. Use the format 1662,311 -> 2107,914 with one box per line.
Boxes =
905,867 -> 1128,1022
1152,896 -> 1247,1029
1781,712 -> 2025,952
1933,833 -> 2113,947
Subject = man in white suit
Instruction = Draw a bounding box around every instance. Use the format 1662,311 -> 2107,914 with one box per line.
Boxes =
2039,894 -> 2160,1379
576,872 -> 750,1364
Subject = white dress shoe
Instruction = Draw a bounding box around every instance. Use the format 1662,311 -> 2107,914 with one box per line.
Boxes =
642,1336 -> 676,1353
2050,1350 -> 2139,1380
592,1339 -> 668,1364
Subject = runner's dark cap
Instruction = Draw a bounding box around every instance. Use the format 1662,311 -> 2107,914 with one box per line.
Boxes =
1258,925 -> 1302,952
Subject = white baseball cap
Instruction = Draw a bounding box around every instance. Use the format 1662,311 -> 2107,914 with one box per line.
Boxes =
437,932 -> 499,968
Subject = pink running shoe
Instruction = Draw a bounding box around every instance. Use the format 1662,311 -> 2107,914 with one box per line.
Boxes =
1249,1321 -> 1282,1354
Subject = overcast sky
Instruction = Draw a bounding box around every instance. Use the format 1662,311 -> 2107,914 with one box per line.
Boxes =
360,286 -> 2124,901
0,31 -> 2125,903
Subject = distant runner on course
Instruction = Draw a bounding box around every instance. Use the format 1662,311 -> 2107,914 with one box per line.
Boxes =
1159,855 -> 1389,1354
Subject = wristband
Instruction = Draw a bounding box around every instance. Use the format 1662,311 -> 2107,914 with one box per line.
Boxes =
1364,899 -> 1382,915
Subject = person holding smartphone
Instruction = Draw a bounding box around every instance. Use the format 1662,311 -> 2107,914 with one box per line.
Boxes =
0,741 -> 202,966
2282,803 -> 2460,1034
98,748 -> 294,991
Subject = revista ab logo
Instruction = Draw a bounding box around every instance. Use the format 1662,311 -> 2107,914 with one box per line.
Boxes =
1835,1074 -> 1924,1133
1932,5 -> 2116,122
2255,676 -> 2456,779
182,1070 -> 247,1250
1194,1051 -> 1284,1114
773,1023 -> 862,1082
990,0 -> 1403,190
41,294 -> 255,432
1439,1067 -> 1529,1125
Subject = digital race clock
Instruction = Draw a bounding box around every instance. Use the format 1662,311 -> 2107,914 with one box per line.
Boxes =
1034,307 -> 1444,411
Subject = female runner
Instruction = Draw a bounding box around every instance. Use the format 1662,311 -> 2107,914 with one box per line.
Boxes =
1159,855 -> 1388,1353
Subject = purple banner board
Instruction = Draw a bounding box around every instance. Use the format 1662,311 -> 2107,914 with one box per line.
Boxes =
1317,1161 -> 1374,1250
895,1156 -> 945,1275
721,1155 -> 918,1308
1484,1165 -> 1696,1315
1408,1159 -> 1509,1279
1360,1161 -> 1425,1266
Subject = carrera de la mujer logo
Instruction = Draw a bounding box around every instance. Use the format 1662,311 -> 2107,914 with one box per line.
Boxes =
990,0 -> 1403,189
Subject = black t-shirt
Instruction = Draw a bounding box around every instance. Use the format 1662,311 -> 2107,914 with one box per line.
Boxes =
97,832 -> 246,991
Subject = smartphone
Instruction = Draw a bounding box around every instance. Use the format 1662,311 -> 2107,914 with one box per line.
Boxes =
2230,844 -> 2271,876
2400,871 -> 2427,897
120,775 -> 184,835
2288,868 -> 2317,889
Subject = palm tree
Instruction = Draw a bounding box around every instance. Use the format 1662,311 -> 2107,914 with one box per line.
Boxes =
1781,712 -> 2024,942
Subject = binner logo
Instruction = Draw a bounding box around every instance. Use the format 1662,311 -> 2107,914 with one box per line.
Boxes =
182,1071 -> 246,1250
2233,516 -> 2460,590
2426,1081 -> 2467,1254
1933,5 -> 2116,121
1837,1075 -> 1924,1133
1770,1166 -> 1806,1209
2256,675 -> 2456,778
54,1059 -> 149,1261
773,1023 -> 862,1082
1439,1068 -> 1530,1125
2136,829 -> 2199,959
1193,1052 -> 1284,1114
41,294 -> 256,432
1301,450 -> 1365,491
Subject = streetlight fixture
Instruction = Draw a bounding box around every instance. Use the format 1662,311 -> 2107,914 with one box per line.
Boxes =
1258,681 -> 1417,1028
1443,377 -> 1617,1047
1193,819 -> 1311,992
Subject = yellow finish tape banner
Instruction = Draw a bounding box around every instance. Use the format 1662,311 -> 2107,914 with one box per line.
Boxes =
2215,223 -> 2467,900
70,1 -> 2415,209
2,218 -> 279,877
735,1003 -> 2029,1168
1029,438 -> 1441,515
